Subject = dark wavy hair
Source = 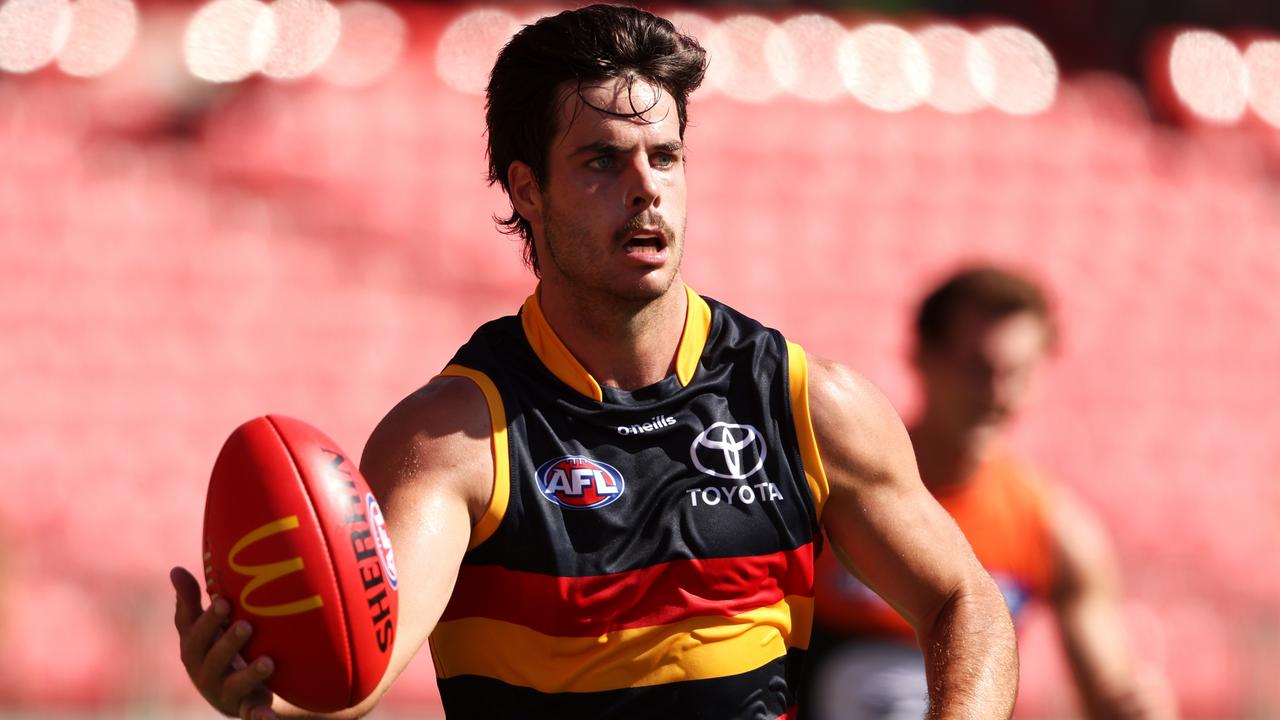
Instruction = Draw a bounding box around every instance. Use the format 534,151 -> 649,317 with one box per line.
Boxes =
916,266 -> 1058,351
485,4 -> 707,274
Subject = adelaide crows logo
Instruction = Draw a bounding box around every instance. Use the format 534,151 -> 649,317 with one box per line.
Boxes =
535,455 -> 626,509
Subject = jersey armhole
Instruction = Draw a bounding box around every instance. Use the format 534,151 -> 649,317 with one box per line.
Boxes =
437,364 -> 510,551
786,342 -> 830,520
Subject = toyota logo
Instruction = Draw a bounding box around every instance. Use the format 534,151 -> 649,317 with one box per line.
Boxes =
690,422 -> 766,480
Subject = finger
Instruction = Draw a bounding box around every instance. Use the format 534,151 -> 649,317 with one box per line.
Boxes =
241,704 -> 278,720
240,697 -> 279,720
171,566 -> 205,632
227,657 -> 275,716
198,618 -> 254,687
180,595 -> 232,673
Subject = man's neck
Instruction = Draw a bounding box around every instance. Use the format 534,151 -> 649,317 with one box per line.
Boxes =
909,417 -> 999,493
537,278 -> 689,391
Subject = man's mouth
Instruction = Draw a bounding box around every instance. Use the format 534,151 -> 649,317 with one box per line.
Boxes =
624,233 -> 667,253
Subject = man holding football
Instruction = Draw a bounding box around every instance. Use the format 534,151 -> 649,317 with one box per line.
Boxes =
172,6 -> 1017,718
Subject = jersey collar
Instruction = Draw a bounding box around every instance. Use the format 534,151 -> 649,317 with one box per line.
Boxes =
519,284 -> 711,402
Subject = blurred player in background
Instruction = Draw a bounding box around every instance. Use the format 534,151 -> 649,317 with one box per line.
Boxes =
172,5 -> 1020,719
803,266 -> 1177,720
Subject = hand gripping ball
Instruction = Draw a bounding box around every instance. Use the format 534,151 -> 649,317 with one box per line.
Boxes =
203,415 -> 399,712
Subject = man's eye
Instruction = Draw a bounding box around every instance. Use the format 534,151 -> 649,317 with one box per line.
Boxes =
653,153 -> 677,168
587,156 -> 614,170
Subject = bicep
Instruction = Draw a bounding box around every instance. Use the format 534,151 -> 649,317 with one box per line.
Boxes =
809,358 -> 985,634
331,377 -> 494,717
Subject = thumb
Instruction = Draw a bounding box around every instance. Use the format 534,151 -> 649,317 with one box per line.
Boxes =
170,566 -> 206,630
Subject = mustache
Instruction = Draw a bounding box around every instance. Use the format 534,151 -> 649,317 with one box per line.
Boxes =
613,214 -> 676,243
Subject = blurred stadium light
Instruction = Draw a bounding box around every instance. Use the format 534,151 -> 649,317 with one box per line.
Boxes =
56,0 -> 138,78
1169,30 -> 1249,124
434,7 -> 518,95
917,23 -> 988,114
0,1 -> 1068,116
317,1 -> 405,88
0,0 -> 72,73
1245,39 -> 1280,127
1,0 -> 1275,133
972,25 -> 1058,115
842,23 -> 932,112
260,0 -> 341,80
713,14 -> 787,103
183,0 -> 277,82
765,14 -> 847,103
1147,26 -> 1280,129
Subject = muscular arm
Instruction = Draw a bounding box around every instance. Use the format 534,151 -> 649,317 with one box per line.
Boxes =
1048,489 -> 1177,720
174,376 -> 494,720
807,357 -> 1018,719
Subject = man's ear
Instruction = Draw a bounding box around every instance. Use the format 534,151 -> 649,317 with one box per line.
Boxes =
508,161 -> 543,227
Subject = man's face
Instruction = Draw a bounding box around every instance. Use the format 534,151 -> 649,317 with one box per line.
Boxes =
531,76 -> 688,303
918,308 -> 1050,434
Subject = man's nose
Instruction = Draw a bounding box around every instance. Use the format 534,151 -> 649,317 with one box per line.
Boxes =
627,157 -> 661,210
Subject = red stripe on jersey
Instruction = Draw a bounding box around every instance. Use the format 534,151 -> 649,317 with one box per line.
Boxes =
440,543 -> 815,637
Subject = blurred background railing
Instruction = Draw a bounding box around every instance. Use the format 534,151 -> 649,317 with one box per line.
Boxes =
1,1 -> 1278,718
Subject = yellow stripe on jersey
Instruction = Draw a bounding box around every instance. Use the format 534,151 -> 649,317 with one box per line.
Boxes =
520,291 -> 604,401
675,285 -> 711,387
438,364 -> 510,550
431,595 -> 814,694
786,342 -> 830,519
520,284 -> 714,401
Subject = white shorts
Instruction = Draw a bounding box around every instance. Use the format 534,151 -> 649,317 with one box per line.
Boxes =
811,641 -> 929,720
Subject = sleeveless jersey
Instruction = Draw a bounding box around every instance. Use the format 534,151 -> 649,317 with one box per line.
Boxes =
428,286 -> 831,719
813,449 -> 1056,642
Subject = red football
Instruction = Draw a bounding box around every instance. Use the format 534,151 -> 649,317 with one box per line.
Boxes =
203,415 -> 399,712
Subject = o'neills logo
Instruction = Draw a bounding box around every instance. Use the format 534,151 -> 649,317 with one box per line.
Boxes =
617,414 -> 677,435
536,455 -> 625,509
227,516 -> 325,618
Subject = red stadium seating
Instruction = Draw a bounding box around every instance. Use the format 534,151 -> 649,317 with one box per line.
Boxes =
2,5 -> 1278,717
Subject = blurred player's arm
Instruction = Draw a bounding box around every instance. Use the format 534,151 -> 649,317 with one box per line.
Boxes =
808,356 -> 1018,720
173,375 -> 494,720
1048,488 -> 1178,720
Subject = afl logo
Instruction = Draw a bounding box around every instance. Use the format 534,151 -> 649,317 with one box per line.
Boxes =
535,455 -> 626,510
691,422 -> 767,480
366,493 -> 398,590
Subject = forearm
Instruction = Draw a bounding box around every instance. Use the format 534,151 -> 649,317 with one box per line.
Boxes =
919,578 -> 1019,720
269,698 -> 364,720
1058,599 -> 1172,720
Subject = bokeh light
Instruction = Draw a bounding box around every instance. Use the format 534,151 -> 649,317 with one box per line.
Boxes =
840,23 -> 931,113
0,0 -> 73,74
1169,30 -> 1247,124
711,15 -> 784,103
668,10 -> 730,96
435,8 -> 521,95
183,0 -> 277,83
55,0 -> 138,78
917,24 -> 988,114
972,26 -> 1058,115
317,1 -> 406,88
1244,40 -> 1280,128
261,0 -> 341,80
766,14 -> 847,102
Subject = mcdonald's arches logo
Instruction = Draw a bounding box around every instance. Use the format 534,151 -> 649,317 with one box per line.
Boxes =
227,515 -> 325,617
